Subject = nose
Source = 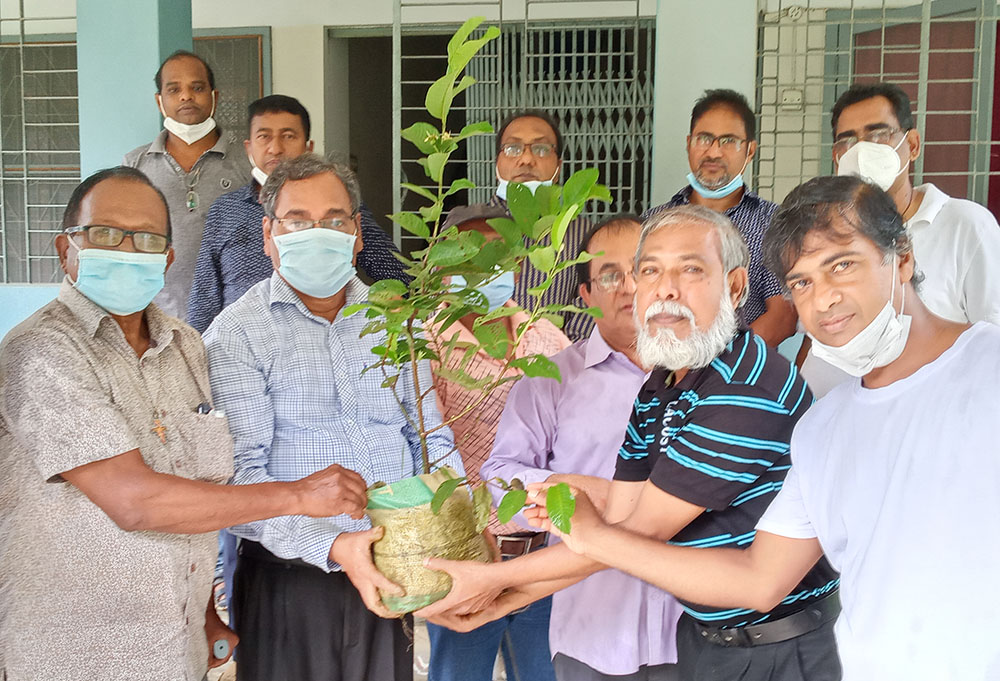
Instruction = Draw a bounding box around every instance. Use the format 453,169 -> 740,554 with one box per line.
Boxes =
267,136 -> 284,156
618,270 -> 637,297
812,277 -> 842,312
652,270 -> 680,302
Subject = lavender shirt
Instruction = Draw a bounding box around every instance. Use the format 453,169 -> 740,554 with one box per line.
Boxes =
481,327 -> 683,675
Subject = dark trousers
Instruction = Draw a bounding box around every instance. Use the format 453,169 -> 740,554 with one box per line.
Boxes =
233,541 -> 412,681
552,653 -> 679,681
675,615 -> 842,681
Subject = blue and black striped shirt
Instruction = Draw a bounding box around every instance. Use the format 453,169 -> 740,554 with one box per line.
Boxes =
614,328 -> 838,629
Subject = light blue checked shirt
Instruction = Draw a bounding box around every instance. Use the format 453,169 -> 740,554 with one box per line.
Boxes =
203,273 -> 459,571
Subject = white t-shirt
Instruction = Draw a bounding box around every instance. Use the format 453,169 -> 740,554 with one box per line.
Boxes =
757,322 -> 1000,681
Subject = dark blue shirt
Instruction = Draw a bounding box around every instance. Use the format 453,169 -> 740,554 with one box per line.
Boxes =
643,186 -> 783,325
187,182 -> 407,333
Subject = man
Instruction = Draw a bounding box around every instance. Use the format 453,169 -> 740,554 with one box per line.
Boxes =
187,94 -> 406,333
426,203 -> 570,681
643,89 -> 796,347
523,176 -> 1000,681
479,214 -> 684,681
801,82 -> 1000,395
124,50 -> 251,319
0,167 -> 369,680
488,110 -> 593,341
418,205 -> 840,681
203,154 -> 461,681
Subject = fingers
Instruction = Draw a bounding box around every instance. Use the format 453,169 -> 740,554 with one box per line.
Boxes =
357,581 -> 397,619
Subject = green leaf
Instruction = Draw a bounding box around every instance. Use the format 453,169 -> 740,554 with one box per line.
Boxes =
423,152 -> 449,184
380,374 -> 399,389
400,121 -> 439,154
473,321 -> 510,360
458,121 -> 494,138
562,167 -> 599,207
472,484 -> 492,533
431,476 -> 466,514
444,178 -> 475,198
545,482 -> 576,534
449,28 -> 500,76
487,217 -> 521,245
429,240 -> 478,267
401,183 -> 439,203
472,303 -> 520,328
390,211 -> 430,238
533,184 -> 561,214
510,354 -> 561,380
589,184 -> 613,204
424,73 -> 454,121
447,16 -> 485,60
470,238 -> 511,272
527,246 -> 556,274
496,489 -> 528,524
529,214 -> 557,241
527,278 -> 554,297
342,303 -> 368,318
507,183 -> 540,234
360,319 -> 387,337
368,278 -> 407,303
418,202 -> 443,226
551,206 -> 579,253
452,74 -> 476,98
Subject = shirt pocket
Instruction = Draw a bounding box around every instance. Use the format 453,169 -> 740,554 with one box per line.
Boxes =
167,408 -> 235,483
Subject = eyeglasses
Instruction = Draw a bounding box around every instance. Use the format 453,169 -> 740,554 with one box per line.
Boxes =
691,133 -> 747,152
589,269 -> 635,293
833,127 -> 908,159
64,225 -> 170,253
273,215 -> 358,235
500,142 -> 557,159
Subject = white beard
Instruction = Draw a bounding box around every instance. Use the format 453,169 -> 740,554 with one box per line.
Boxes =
635,293 -> 738,371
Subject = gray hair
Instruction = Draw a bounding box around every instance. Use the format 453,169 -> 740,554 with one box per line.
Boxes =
260,153 -> 362,218
636,204 -> 751,307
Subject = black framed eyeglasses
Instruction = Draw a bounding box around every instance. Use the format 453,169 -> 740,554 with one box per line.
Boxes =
273,215 -> 359,235
500,142 -> 557,159
64,225 -> 170,254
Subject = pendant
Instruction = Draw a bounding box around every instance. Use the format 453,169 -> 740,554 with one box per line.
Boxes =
186,190 -> 199,211
151,409 -> 168,444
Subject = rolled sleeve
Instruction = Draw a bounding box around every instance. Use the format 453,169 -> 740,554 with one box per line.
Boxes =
1,329 -> 136,482
204,317 -> 344,571
755,466 -> 817,540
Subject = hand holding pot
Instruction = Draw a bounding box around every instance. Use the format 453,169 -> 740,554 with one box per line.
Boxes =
413,558 -> 504,618
422,584 -> 535,632
330,527 -> 405,618
296,464 -> 368,519
524,483 -> 604,555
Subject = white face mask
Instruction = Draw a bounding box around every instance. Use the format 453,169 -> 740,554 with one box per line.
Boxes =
158,91 -> 217,145
248,153 -> 268,186
808,256 -> 912,377
495,166 -> 559,201
836,135 -> 909,192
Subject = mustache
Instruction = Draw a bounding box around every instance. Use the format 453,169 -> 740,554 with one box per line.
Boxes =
643,300 -> 696,324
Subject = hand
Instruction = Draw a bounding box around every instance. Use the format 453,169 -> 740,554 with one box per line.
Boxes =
295,464 -> 368,519
204,598 -> 238,669
545,474 -> 610,513
523,483 -> 606,555
413,558 -> 505,618
424,586 -> 534,632
330,527 -> 403,618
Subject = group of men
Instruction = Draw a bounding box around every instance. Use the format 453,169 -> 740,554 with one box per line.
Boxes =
1,46 -> 999,681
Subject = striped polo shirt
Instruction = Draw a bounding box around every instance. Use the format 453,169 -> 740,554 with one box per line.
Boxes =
614,328 -> 839,629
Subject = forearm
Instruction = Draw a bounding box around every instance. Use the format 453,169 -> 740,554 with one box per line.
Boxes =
489,539 -> 605,590
750,297 -> 797,347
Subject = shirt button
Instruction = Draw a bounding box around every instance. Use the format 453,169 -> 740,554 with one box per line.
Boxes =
190,563 -> 196,573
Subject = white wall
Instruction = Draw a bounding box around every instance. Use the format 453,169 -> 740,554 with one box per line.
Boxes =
271,25 -> 327,153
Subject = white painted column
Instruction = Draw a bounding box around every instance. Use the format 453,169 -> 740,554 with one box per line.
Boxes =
650,0 -> 757,202
271,25 -> 327,154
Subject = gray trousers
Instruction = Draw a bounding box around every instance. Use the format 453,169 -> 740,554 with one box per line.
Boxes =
553,654 -> 679,681
675,615 -> 842,681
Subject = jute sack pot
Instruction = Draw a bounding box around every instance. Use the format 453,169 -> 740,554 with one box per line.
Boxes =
367,468 -> 492,613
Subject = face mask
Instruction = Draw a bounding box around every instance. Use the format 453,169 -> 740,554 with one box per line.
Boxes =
836,136 -> 909,192
158,91 -> 217,145
273,228 -> 356,299
69,241 -> 167,316
808,256 -> 912,377
495,167 -> 559,201
687,153 -> 749,200
451,271 -> 515,313
248,153 -> 268,186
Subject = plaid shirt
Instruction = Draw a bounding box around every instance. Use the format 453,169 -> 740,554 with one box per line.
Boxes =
485,195 -> 594,341
203,273 -> 460,571
643,186 -> 783,325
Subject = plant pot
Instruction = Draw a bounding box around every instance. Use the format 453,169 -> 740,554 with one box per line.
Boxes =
367,467 -> 492,613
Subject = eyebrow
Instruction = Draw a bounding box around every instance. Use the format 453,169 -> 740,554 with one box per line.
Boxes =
502,136 -> 555,144
785,249 -> 864,280
597,263 -> 623,273
835,122 -> 892,140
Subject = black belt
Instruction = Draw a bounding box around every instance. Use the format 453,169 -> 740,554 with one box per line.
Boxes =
692,591 -> 840,648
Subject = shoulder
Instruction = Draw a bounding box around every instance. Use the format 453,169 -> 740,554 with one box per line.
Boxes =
122,142 -> 154,167
205,279 -> 273,340
0,301 -> 91,377
697,330 -> 807,406
937,195 -> 999,233
513,338 -> 587,397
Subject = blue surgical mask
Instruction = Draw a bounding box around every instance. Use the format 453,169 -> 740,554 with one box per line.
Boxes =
273,228 -> 357,298
686,153 -> 750,200
495,167 -> 559,201
451,271 -> 515,312
69,242 -> 167,316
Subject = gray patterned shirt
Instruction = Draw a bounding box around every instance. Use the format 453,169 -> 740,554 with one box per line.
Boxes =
0,280 -> 234,681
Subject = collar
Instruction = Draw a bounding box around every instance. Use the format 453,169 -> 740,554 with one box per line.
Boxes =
267,271 -> 368,322
669,184 -> 758,214
582,324 -> 640,371
644,326 -> 751,393
237,181 -> 261,205
906,183 -> 948,227
146,128 -> 230,157
57,276 -> 181,349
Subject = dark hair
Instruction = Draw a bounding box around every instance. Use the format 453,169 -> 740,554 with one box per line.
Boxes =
62,166 -> 172,238
260,154 -> 361,218
576,213 -> 642,289
495,110 -> 563,157
764,175 -> 921,290
831,82 -> 914,135
154,50 -> 215,91
690,89 -> 756,141
248,94 -> 311,140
